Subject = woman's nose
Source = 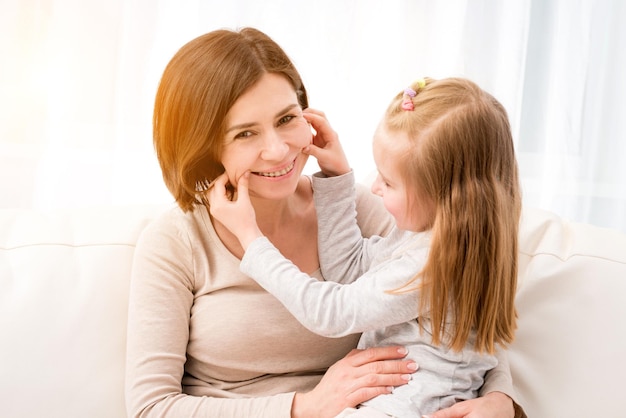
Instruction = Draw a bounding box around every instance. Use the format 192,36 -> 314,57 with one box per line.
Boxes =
261,131 -> 289,160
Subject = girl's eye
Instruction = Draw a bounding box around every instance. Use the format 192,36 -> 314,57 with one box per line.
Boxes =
278,115 -> 295,125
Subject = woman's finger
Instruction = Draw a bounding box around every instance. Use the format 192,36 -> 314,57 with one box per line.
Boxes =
427,399 -> 470,418
345,346 -> 411,368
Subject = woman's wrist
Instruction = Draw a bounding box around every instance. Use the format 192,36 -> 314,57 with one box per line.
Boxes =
485,391 -> 516,417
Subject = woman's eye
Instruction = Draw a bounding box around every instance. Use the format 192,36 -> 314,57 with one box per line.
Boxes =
278,115 -> 295,125
234,130 -> 253,140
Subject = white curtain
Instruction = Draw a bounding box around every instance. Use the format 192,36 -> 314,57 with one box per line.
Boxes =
1,0 -> 624,232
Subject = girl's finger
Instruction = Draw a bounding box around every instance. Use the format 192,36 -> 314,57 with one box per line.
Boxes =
235,171 -> 251,203
304,112 -> 336,142
303,107 -> 326,117
208,172 -> 229,203
302,111 -> 325,128
302,111 -> 327,133
303,143 -> 323,159
215,172 -> 229,188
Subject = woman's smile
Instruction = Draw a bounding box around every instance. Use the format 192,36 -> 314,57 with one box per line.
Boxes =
252,157 -> 296,178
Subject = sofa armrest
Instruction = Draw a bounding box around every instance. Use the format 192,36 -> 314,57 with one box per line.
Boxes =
511,207 -> 626,417
0,204 -> 169,418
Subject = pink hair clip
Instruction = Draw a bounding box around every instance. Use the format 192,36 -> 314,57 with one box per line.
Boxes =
401,87 -> 417,111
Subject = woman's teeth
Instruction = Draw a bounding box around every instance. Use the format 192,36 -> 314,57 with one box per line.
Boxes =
254,161 -> 295,177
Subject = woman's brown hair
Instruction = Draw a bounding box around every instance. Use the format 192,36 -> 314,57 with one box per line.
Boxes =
153,28 -> 308,211
388,77 -> 521,353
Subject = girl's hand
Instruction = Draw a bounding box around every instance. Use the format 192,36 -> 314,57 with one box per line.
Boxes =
425,391 -> 516,418
303,109 -> 351,177
207,172 -> 262,249
291,346 -> 417,418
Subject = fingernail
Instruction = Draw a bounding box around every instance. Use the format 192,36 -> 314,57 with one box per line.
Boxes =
386,386 -> 394,393
397,347 -> 408,355
401,374 -> 412,381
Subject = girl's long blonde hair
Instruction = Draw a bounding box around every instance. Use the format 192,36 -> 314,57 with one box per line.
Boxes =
388,77 -> 521,353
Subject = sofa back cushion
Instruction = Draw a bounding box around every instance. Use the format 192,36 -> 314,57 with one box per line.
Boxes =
1,204 -> 625,417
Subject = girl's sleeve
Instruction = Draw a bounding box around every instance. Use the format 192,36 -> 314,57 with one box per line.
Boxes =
239,236 -> 424,337
312,171 -> 391,284
354,182 -> 396,239
125,215 -> 294,418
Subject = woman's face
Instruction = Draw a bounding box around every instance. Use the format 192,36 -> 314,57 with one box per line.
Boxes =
221,73 -> 311,200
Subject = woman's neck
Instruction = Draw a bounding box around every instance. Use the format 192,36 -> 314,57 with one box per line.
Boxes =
213,176 -> 319,273
252,194 -> 300,236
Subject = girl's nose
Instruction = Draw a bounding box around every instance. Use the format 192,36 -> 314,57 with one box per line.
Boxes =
371,175 -> 383,196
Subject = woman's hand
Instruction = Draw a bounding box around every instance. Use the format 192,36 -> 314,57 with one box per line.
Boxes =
207,172 -> 262,250
426,391 -> 516,418
302,109 -> 351,177
291,346 -> 417,418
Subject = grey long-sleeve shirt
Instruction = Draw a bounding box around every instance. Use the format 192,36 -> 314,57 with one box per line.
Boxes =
240,172 -> 498,417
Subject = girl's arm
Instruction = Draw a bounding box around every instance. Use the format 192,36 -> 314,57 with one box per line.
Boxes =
239,235 -> 425,337
304,109 -> 391,284
313,171 -> 391,284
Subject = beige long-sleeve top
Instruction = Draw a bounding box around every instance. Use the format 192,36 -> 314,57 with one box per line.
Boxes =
125,181 -> 523,418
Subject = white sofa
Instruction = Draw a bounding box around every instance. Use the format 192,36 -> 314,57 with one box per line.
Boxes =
1,204 -> 625,418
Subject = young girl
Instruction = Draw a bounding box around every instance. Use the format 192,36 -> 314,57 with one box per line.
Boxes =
207,77 -> 522,417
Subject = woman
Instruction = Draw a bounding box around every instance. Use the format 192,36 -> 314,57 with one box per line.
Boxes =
125,27 -> 525,418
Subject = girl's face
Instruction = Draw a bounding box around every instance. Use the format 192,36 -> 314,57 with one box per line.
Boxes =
221,73 -> 311,200
371,125 -> 435,232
